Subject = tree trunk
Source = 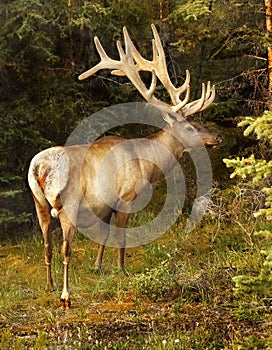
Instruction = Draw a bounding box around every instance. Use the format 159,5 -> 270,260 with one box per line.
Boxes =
265,0 -> 272,111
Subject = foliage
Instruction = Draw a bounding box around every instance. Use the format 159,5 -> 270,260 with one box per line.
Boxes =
167,0 -> 267,116
0,0 -> 111,224
0,176 -> 32,228
224,111 -> 272,220
131,258 -> 179,300
0,1 -> 270,229
131,245 -> 217,303
223,111 -> 272,298
240,111 -> 272,141
169,0 -> 211,22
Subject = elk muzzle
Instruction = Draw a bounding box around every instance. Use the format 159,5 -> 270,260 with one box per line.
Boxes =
206,134 -> 223,148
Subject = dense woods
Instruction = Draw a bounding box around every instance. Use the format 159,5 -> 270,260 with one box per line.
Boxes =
0,0 -> 270,225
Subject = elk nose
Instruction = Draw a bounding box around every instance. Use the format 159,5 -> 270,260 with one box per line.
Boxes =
216,135 -> 223,144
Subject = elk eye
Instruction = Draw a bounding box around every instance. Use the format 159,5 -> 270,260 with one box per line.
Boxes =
186,126 -> 194,132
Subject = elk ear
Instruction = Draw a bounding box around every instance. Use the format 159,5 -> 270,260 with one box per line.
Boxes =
161,111 -> 175,125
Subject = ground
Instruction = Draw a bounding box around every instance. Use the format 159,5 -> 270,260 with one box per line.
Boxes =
0,219 -> 271,349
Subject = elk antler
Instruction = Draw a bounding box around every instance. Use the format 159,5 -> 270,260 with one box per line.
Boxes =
79,24 -> 215,118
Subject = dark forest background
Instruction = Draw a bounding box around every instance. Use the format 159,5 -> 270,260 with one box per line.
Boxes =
0,0 -> 270,228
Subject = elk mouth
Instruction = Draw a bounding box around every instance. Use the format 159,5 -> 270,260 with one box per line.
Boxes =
206,135 -> 223,148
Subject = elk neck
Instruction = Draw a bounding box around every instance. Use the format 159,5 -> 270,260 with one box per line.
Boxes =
131,127 -> 187,183
148,127 -> 187,162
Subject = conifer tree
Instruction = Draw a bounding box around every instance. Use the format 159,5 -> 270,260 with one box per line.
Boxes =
224,112 -> 272,298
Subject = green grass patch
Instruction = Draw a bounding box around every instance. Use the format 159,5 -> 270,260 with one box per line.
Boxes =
0,216 -> 271,349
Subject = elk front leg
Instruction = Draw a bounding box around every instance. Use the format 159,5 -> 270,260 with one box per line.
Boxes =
59,212 -> 76,309
116,212 -> 130,270
95,219 -> 110,271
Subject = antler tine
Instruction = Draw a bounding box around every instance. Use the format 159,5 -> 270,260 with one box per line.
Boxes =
150,24 -> 191,109
199,83 -> 216,112
78,37 -> 121,80
181,83 -> 207,118
124,27 -> 154,71
112,27 -> 158,102
181,82 -> 216,117
115,29 -> 158,102
112,27 -> 154,76
121,27 -> 158,100
172,85 -> 190,113
206,81 -> 211,98
115,23 -> 188,108
179,69 -> 190,95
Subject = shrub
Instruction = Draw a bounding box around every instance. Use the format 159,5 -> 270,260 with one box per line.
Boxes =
223,111 -> 272,299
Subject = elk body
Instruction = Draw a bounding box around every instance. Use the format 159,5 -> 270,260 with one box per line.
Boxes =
28,24 -> 222,308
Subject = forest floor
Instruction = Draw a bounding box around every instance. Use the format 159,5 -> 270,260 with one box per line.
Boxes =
0,217 -> 271,349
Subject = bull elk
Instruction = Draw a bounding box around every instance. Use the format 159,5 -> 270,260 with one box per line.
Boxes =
28,24 -> 222,308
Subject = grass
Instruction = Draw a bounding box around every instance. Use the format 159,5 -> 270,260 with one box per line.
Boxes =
0,215 -> 271,349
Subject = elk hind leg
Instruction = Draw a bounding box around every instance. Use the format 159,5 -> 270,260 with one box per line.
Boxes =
59,212 -> 76,308
34,198 -> 54,292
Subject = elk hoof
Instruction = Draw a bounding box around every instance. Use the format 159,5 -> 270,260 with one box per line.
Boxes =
61,298 -> 71,309
122,268 -> 131,277
94,266 -> 102,274
46,285 -> 55,292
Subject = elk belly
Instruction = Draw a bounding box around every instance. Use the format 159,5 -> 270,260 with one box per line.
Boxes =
76,202 -> 112,228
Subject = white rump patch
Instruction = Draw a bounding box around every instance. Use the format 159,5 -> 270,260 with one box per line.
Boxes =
43,148 -> 70,195
51,208 -> 59,218
29,147 -> 70,207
